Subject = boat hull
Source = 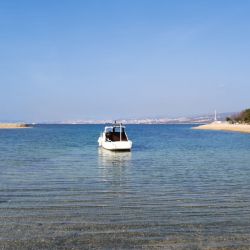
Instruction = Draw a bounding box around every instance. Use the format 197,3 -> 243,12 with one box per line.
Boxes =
98,137 -> 132,151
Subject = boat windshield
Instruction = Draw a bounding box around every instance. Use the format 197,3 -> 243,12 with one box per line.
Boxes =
105,126 -> 128,142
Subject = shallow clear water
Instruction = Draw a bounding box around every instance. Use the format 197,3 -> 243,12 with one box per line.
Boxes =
0,124 -> 250,249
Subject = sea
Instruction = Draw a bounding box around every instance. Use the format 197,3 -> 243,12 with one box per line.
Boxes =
0,124 -> 250,249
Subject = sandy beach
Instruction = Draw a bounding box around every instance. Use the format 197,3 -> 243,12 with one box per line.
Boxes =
0,123 -> 31,129
193,122 -> 250,134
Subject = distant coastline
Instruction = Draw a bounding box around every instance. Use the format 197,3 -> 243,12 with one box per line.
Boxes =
1,112 -> 235,126
193,122 -> 250,134
0,123 -> 31,129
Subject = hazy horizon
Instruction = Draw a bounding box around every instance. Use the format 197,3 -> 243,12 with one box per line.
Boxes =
0,110 -> 238,124
1,0 -> 250,122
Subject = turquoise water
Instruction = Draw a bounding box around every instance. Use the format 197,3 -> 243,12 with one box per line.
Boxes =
0,124 -> 250,249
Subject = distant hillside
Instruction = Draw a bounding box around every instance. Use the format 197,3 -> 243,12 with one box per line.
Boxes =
53,112 -> 237,124
183,112 -> 236,124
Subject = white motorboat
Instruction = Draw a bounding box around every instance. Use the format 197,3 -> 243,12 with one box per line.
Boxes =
98,123 -> 132,151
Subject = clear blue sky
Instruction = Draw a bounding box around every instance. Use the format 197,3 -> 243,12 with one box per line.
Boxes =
0,0 -> 250,122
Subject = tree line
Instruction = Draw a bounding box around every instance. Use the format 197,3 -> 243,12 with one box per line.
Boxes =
226,109 -> 250,124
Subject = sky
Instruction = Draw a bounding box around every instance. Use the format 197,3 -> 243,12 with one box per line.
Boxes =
0,0 -> 250,122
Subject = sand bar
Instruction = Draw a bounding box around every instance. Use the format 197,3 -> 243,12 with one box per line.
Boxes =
0,123 -> 31,129
193,122 -> 250,134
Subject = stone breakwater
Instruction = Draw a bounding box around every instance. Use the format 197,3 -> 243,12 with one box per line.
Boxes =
0,123 -> 31,129
193,122 -> 250,134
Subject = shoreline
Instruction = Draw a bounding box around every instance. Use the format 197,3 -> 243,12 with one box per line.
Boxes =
0,123 -> 31,129
193,122 -> 250,134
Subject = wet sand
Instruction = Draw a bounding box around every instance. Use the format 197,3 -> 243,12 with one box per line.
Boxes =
193,122 -> 250,134
1,218 -> 250,249
0,123 -> 31,129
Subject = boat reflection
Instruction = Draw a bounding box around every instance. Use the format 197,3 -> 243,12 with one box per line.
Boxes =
98,148 -> 132,168
98,148 -> 132,195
